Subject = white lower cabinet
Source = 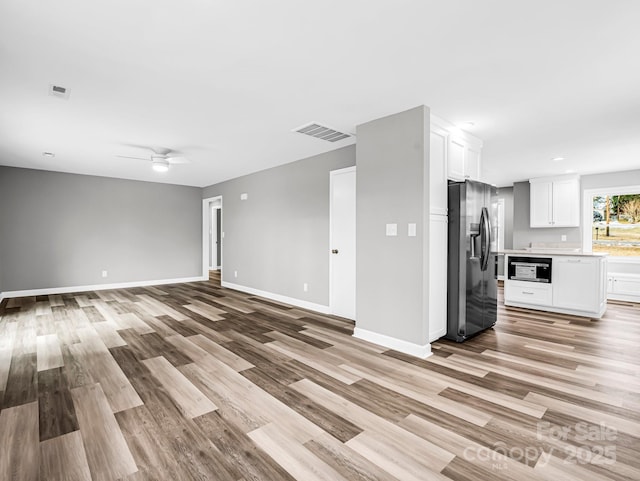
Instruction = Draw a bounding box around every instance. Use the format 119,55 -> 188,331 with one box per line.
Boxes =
504,254 -> 607,318
608,273 -> 640,301
504,281 -> 552,306
428,215 -> 448,341
552,257 -> 602,313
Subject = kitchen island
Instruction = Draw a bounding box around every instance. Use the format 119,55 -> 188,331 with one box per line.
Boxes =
502,249 -> 608,318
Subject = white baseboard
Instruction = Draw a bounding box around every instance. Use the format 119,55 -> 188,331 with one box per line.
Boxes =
608,293 -> 640,303
221,281 -> 330,314
0,275 -> 208,300
353,327 -> 432,359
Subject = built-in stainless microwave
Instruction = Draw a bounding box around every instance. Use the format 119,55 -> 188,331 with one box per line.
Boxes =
507,256 -> 552,283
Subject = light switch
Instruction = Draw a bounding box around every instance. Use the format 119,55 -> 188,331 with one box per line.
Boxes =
386,223 -> 397,236
240,193 -> 248,200
408,223 -> 417,237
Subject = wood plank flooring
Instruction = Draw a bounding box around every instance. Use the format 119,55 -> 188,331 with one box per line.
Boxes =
1,270 -> 639,480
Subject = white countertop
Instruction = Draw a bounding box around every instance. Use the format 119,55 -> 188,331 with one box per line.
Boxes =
501,249 -> 608,257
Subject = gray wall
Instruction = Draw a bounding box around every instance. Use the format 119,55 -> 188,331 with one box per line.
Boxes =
495,186 -> 513,277
0,166 -> 202,292
356,106 -> 430,345
581,169 -> 640,191
496,186 -> 514,249
512,180 -> 581,249
202,145 -> 355,306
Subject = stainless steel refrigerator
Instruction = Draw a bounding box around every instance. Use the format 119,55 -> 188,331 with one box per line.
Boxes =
446,180 -> 498,342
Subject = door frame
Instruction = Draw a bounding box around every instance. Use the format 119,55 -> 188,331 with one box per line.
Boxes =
202,196 -> 222,278
329,166 -> 356,318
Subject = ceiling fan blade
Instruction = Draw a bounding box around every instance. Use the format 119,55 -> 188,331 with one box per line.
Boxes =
116,155 -> 149,161
167,156 -> 190,164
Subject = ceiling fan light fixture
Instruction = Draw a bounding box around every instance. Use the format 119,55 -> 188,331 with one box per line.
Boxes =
151,158 -> 170,172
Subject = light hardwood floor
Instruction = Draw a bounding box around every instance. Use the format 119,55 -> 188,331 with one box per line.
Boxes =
1,271 -> 639,480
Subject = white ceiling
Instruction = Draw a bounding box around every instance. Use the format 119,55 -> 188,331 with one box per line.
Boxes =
1,0 -> 638,188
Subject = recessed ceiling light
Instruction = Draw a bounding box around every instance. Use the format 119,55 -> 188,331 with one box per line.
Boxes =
552,157 -> 565,162
42,152 -> 55,157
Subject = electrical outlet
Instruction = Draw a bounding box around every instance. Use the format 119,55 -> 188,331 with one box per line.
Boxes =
101,270 -> 108,278
234,270 -> 238,278
303,283 -> 308,292
561,235 -> 567,242
386,223 -> 398,236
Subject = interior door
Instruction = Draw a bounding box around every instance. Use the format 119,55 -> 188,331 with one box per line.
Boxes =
330,167 -> 356,319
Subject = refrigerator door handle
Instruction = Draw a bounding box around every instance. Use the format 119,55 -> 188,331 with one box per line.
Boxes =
480,207 -> 491,271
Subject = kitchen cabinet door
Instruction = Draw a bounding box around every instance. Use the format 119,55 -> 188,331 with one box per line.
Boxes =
448,136 -> 466,181
611,275 -> 640,297
552,179 -> 580,226
428,215 -> 448,341
429,125 -> 449,216
530,181 -> 553,227
464,144 -> 481,182
552,257 -> 598,312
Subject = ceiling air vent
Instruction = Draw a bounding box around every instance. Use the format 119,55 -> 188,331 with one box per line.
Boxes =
49,84 -> 70,99
293,122 -> 353,142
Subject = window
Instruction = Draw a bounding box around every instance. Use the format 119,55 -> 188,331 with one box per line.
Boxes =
591,192 -> 640,257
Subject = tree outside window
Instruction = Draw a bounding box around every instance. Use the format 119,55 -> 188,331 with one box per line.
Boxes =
592,194 -> 640,257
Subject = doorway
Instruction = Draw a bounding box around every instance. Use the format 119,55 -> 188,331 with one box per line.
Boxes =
330,167 -> 356,319
202,196 -> 222,280
209,203 -> 221,270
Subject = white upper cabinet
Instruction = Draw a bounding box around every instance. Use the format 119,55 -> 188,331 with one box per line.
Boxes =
430,114 -> 483,187
464,143 -> 481,181
529,175 -> 580,228
447,134 -> 482,182
429,122 -> 449,216
447,136 -> 466,181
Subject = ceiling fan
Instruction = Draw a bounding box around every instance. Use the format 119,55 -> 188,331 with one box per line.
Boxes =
117,147 -> 190,172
